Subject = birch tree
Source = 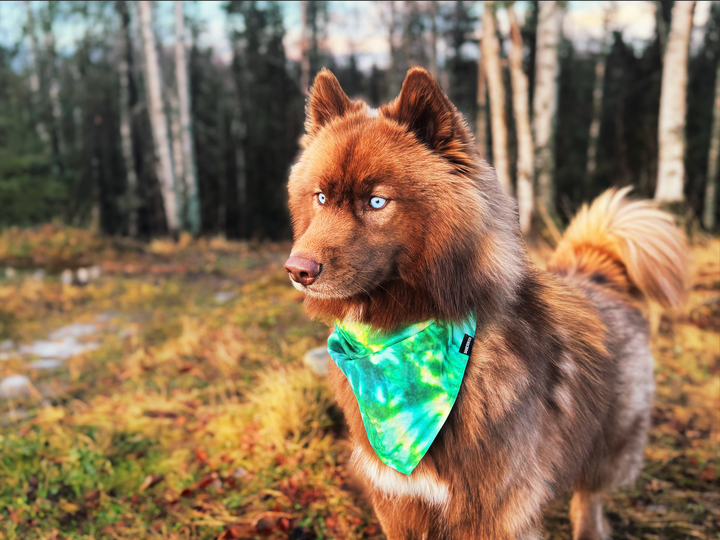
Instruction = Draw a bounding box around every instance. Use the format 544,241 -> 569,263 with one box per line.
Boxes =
41,2 -> 65,160
586,5 -> 614,183
430,0 -> 439,79
475,58 -> 488,159
24,1 -> 49,145
704,61 -> 720,230
482,1 -> 511,193
300,1 -> 311,92
507,3 -> 534,233
533,0 -> 563,220
175,0 -> 200,235
116,0 -> 139,237
139,0 -> 180,234
655,0 -> 696,202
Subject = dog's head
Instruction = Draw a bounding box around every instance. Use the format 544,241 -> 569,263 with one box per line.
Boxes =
287,68 -> 524,329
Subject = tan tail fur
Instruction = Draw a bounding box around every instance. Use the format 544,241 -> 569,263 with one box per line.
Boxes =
548,187 -> 689,308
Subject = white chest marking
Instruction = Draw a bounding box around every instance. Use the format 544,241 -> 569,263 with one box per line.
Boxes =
351,448 -> 450,507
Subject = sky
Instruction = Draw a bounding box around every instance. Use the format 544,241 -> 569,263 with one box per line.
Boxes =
0,1 -> 714,72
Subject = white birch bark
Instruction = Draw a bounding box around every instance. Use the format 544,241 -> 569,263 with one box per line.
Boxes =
533,0 -> 562,219
475,56 -> 488,159
430,0 -> 438,79
169,91 -> 185,218
704,62 -> 720,230
655,0 -> 696,202
139,0 -> 179,234
43,16 -> 65,157
586,59 -> 605,179
175,0 -> 200,235
117,0 -> 139,237
586,6 -> 614,181
507,4 -> 534,233
300,1 -> 311,93
482,1 -> 511,194
24,1 -> 49,145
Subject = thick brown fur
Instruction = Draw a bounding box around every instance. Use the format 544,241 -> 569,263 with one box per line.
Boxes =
287,68 -> 688,540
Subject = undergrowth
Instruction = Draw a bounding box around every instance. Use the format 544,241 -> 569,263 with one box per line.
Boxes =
0,230 -> 717,539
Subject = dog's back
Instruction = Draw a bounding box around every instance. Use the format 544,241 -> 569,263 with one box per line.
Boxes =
547,187 -> 688,539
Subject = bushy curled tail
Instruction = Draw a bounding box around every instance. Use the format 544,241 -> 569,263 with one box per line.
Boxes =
548,187 -> 689,308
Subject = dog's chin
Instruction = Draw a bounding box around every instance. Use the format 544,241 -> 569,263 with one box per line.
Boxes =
289,276 -> 377,301
289,278 -> 354,300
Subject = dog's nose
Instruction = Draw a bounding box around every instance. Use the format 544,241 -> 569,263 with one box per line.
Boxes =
285,255 -> 322,286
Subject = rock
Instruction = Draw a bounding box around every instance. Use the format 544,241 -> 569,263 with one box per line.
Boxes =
76,267 -> 90,284
89,265 -> 102,280
303,346 -> 331,376
28,359 -> 61,370
60,269 -> 73,285
20,337 -> 98,360
0,340 -> 13,351
4,267 -> 15,279
49,323 -> 97,340
214,291 -> 236,304
0,375 -> 31,398
32,269 -> 45,280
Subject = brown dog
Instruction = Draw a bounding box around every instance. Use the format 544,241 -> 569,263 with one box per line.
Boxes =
285,67 -> 688,540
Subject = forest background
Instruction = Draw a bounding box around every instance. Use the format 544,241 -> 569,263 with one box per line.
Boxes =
0,2 -> 718,539
0,0 -> 718,240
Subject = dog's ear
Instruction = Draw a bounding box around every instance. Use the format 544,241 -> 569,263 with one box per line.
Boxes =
382,67 -> 476,172
306,69 -> 354,136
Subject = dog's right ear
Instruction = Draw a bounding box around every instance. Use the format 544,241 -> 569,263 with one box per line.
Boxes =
306,69 -> 354,136
382,67 -> 476,173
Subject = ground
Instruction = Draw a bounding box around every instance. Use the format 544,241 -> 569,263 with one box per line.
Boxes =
0,226 -> 718,540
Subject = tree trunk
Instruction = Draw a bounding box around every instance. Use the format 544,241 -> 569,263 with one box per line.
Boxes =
139,0 -> 180,234
24,1 -> 49,145
586,6 -> 614,185
169,91 -> 185,224
482,1 -> 511,193
117,0 -> 139,237
300,1 -> 311,93
475,57 -> 487,159
655,0 -> 696,202
430,0 -> 439,79
175,0 -> 200,235
704,61 -> 720,231
42,8 -> 65,160
586,59 -> 605,181
507,4 -> 534,233
532,0 -> 562,220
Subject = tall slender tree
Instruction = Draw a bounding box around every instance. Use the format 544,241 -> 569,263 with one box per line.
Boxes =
116,0 -> 139,237
586,4 -> 614,185
24,1 -> 50,145
533,0 -> 562,221
656,0 -> 696,202
139,0 -> 179,234
704,61 -> 720,230
482,1 -> 511,193
300,1 -> 311,93
175,0 -> 200,235
430,0 -> 439,79
507,3 -> 534,233
475,58 -> 488,159
41,1 -> 65,162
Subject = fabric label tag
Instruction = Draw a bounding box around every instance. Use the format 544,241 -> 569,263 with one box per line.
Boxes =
459,334 -> 474,356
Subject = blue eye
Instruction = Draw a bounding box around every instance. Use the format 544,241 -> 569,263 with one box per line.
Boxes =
317,193 -> 326,205
370,196 -> 387,209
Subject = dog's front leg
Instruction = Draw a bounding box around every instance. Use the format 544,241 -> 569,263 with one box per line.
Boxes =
370,492 -> 443,540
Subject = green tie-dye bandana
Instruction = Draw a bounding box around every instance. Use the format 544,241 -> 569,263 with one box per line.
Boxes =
327,316 -> 476,475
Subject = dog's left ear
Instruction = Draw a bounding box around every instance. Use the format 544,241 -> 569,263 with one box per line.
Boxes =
382,68 -> 475,171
